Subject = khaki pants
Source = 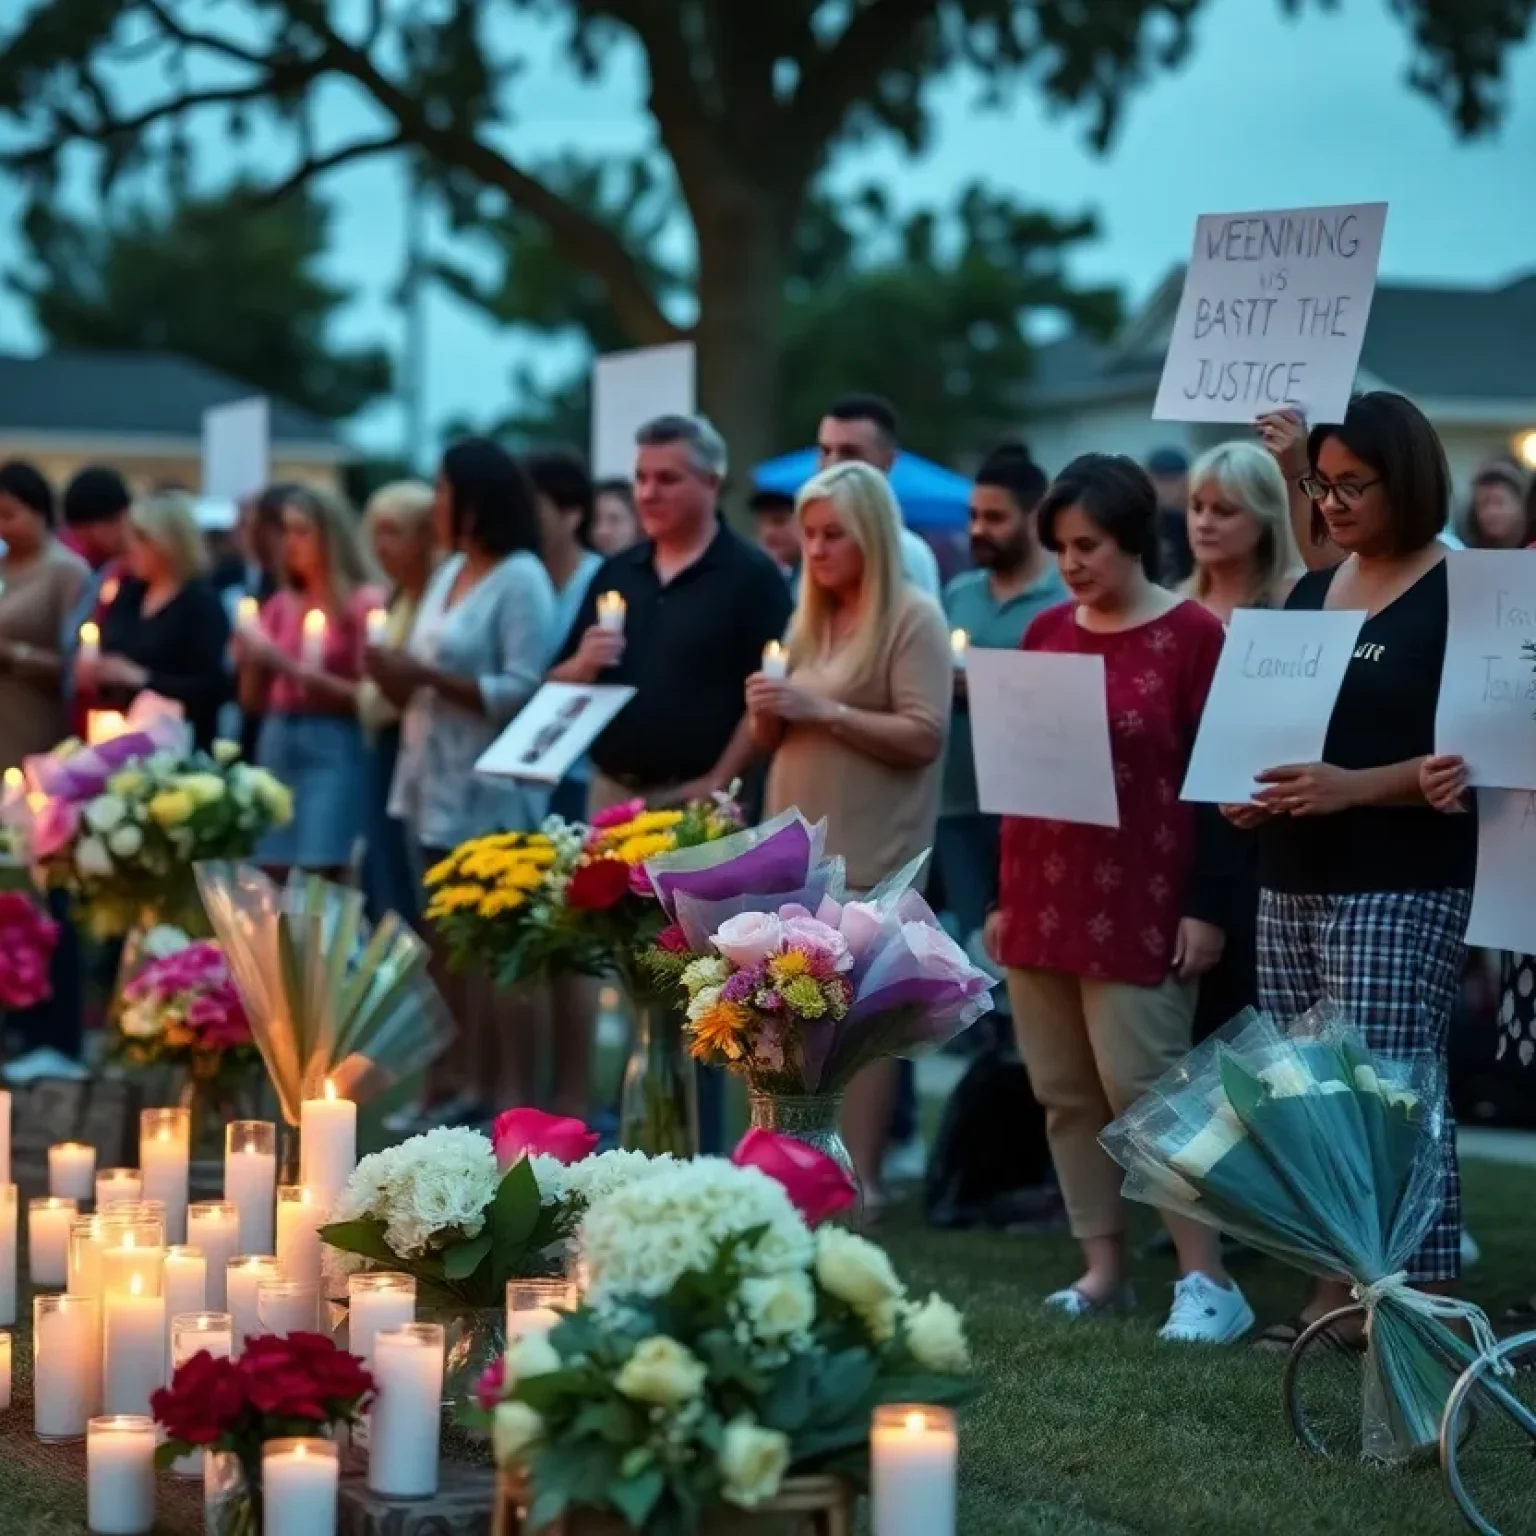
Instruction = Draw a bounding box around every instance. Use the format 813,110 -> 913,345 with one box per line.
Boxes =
1006,968 -> 1196,1241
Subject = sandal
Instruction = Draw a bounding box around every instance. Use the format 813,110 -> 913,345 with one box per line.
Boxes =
1253,1314 -> 1366,1355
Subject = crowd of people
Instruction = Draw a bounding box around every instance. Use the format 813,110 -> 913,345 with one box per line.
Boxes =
1,385 -> 1533,1348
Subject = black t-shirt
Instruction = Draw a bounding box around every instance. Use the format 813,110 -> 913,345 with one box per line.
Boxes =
1259,559 -> 1475,895
100,576 -> 232,750
557,526 -> 794,788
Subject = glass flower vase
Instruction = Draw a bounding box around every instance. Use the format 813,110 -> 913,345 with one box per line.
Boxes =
421,1306 -> 508,1410
618,992 -> 699,1158
747,1089 -> 860,1206
204,1452 -> 259,1536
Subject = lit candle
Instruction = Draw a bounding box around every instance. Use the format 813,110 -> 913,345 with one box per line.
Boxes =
0,1330 -> 10,1410
0,1184 -> 15,1328
49,1142 -> 96,1203
225,1121 -> 277,1256
188,1202 -> 240,1311
95,1168 -> 143,1211
870,1405 -> 958,1536
301,608 -> 327,668
596,590 -> 626,633
162,1246 -> 206,1376
168,1312 -> 232,1479
226,1255 -> 281,1354
0,768 -> 20,806
101,576 -> 120,609
34,1293 -> 97,1442
299,1081 -> 356,1203
256,1279 -> 319,1339
368,1323 -> 445,1499
28,1196 -> 78,1287
263,1438 -> 339,1536
365,606 -> 388,647
347,1273 -> 416,1375
506,1278 -> 577,1344
0,1088 -> 10,1185
140,1108 -> 190,1245
950,628 -> 969,671
86,710 -> 128,745
236,595 -> 260,636
79,620 -> 101,665
761,639 -> 789,680
102,1244 -> 166,1417
275,1186 -> 327,1292
86,1414 -> 156,1534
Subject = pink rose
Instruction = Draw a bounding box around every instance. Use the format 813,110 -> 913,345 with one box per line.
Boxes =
30,798 -> 81,859
589,797 -> 646,831
492,1108 -> 599,1170
900,919 -> 984,988
711,911 -> 784,969
731,1130 -> 856,1227
475,1355 -> 506,1412
780,915 -> 852,973
838,900 -> 887,960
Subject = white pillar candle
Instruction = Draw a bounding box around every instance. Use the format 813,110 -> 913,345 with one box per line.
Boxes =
188,1202 -> 240,1311
162,1247 -> 206,1376
78,620 -> 101,665
263,1437 -> 339,1536
95,1169 -> 143,1210
102,1244 -> 166,1418
299,1082 -> 356,1202
225,1122 -> 277,1257
0,1089 -> 10,1186
87,1414 -> 156,1534
34,1294 -> 97,1442
506,1278 -> 578,1344
368,1324 -> 445,1499
0,1184 -> 16,1328
49,1142 -> 96,1202
169,1312 -> 232,1479
596,589 -> 626,633
235,595 -> 260,637
227,1256 -> 281,1354
348,1273 -> 416,1375
0,1329 -> 10,1410
275,1186 -> 328,1292
949,627 -> 969,671
870,1405 -> 958,1536
761,639 -> 789,679
301,608 -> 327,667
256,1279 -> 319,1338
140,1108 -> 190,1244
365,606 -> 388,646
28,1196 -> 77,1287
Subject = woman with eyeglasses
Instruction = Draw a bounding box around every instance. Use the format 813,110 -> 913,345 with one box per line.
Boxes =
1229,393 -> 1475,1352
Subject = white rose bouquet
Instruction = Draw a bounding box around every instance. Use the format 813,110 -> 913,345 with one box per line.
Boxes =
482,1140 -> 970,1533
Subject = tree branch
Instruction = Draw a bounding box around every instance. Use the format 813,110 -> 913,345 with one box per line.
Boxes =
252,132 -> 408,205
91,83 -> 274,141
137,0 -> 276,69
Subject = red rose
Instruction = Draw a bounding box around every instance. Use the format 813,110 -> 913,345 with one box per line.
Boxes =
565,858 -> 632,912
656,923 -> 690,954
153,1351 -> 247,1445
239,1333 -> 370,1422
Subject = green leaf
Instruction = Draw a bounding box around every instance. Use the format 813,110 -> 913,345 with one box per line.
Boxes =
443,1232 -> 493,1281
317,1218 -> 397,1266
526,1485 -> 570,1533
609,1464 -> 666,1528
490,1157 -> 542,1288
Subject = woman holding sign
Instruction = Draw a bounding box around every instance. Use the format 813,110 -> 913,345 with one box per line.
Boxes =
984,453 -> 1255,1344
1228,392 -> 1475,1350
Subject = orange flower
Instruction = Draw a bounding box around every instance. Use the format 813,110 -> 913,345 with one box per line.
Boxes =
689,1001 -> 750,1061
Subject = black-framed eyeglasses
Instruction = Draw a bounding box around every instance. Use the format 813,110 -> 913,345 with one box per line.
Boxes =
1299,475 -> 1382,509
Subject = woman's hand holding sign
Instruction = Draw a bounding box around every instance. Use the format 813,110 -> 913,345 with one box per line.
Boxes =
1252,761 -> 1361,817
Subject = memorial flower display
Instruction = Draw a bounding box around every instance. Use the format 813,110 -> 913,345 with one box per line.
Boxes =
0,889 -> 59,1011
115,938 -> 258,1080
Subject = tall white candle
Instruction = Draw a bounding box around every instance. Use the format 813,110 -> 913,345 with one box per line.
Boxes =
95,1169 -> 143,1210
34,1294 -> 96,1441
87,1414 -> 156,1534
761,639 -> 789,679
227,1255 -> 281,1354
225,1122 -> 277,1257
301,608 -> 327,668
28,1196 -> 77,1287
169,1312 -> 232,1479
870,1405 -> 958,1536
0,1089 -> 10,1187
49,1142 -> 96,1202
102,1244 -> 166,1418
140,1108 -> 190,1244
256,1279 -> 319,1338
79,620 -> 101,665
347,1273 -> 416,1375
262,1438 -> 339,1536
365,606 -> 388,646
596,589 -> 626,633
0,1184 -> 16,1327
299,1082 -> 356,1202
275,1186 -> 328,1292
162,1247 -> 206,1376
188,1202 -> 240,1311
368,1324 -> 445,1499
0,1329 -> 10,1411
949,627 -> 969,671
236,595 -> 260,637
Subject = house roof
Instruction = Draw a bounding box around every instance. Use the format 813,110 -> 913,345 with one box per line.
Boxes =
1027,270 -> 1536,410
0,349 -> 344,447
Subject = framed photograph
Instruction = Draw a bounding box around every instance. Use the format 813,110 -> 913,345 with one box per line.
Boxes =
474,682 -> 637,785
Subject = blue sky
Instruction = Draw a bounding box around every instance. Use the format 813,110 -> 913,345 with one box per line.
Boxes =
0,0 -> 1533,456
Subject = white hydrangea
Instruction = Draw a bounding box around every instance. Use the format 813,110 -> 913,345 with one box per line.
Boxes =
528,1149 -> 675,1209
681,956 -> 729,992
578,1159 -> 814,1305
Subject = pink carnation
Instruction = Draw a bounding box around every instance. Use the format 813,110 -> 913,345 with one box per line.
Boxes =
589,797 -> 646,831
0,893 -> 59,1010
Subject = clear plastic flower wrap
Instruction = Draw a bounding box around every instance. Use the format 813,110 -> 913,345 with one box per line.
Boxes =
1100,1004 -> 1502,1464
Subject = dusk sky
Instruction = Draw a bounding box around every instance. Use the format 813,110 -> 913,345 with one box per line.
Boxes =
0,0 -> 1533,456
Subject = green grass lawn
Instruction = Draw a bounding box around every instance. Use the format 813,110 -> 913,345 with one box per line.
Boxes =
881,1157 -> 1536,1536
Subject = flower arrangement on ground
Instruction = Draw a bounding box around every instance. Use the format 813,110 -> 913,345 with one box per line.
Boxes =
482,1140 -> 968,1535
0,890 -> 58,1011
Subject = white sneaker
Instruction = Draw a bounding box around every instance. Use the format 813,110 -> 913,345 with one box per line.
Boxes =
1158,1273 -> 1255,1344
1044,1284 -> 1135,1318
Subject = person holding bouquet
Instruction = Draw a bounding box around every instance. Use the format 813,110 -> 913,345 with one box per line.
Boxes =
746,460 -> 951,1216
985,453 -> 1252,1343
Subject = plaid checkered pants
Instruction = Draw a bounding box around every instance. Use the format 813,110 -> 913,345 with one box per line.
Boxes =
1257,887 -> 1472,1283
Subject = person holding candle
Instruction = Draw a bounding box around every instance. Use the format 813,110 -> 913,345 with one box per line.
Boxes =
236,485 -> 382,879
747,461 -> 951,1216
59,467 -> 132,741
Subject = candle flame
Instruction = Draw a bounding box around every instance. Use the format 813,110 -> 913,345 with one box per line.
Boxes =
79,621 -> 99,646
904,1410 -> 928,1433
303,608 -> 326,635
2,766 -> 20,792
130,1274 -> 143,1297
323,1078 -> 337,1102
950,628 -> 968,653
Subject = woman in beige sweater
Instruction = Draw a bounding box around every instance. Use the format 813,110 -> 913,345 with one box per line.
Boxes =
746,460 -> 951,1215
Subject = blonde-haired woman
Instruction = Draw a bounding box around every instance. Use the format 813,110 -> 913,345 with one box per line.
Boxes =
746,460 -> 951,1215
237,485 -> 383,878
84,491 -> 232,749
1184,440 -> 1297,621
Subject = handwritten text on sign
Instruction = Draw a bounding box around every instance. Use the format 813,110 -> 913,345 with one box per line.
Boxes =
1435,551 -> 1536,791
1181,608 -> 1366,805
1154,202 -> 1387,424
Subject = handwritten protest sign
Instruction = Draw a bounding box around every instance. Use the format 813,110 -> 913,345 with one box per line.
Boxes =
1466,789 -> 1536,953
1154,202 -> 1387,424
592,342 -> 696,480
968,650 -> 1118,827
1181,608 -> 1366,804
1436,550 -> 1536,790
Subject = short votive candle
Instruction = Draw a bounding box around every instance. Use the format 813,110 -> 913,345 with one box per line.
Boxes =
28,1196 -> 77,1287
227,1255 -> 282,1354
347,1273 -> 416,1374
368,1323 -> 445,1499
870,1404 -> 958,1536
140,1108 -> 190,1244
48,1142 -> 96,1202
95,1168 -> 143,1211
256,1279 -> 319,1339
188,1202 -> 240,1310
169,1312 -> 232,1478
275,1185 -> 328,1292
506,1277 -> 578,1344
225,1122 -> 277,1256
34,1293 -> 97,1442
86,1414 -> 156,1534
262,1437 -> 339,1536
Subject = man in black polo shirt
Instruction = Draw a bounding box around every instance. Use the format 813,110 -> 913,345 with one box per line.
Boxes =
551,413 -> 792,811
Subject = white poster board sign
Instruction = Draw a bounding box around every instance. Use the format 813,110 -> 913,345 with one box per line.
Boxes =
968,650 -> 1119,828
1154,202 -> 1387,424
1436,550 -> 1536,790
591,343 -> 696,481
1466,789 -> 1536,953
1181,609 -> 1366,804
201,397 -> 271,501
475,683 -> 636,785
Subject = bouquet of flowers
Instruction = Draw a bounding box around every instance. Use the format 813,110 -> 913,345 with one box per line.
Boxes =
0,890 -> 58,1011
115,938 -> 259,1087
482,1139 -> 968,1535
1101,1006 -> 1502,1463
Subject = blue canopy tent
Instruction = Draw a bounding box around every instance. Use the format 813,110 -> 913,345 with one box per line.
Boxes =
751,448 -> 972,531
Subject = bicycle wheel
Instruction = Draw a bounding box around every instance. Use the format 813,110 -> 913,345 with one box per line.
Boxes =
1441,1331 -> 1536,1535
1283,1304 -> 1371,1460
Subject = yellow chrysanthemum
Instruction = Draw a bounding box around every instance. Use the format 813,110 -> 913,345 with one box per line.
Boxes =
768,950 -> 810,982
625,809 -> 686,836
460,848 -> 519,881
432,885 -> 484,913
505,864 -> 547,891
689,1001 -> 750,1061
424,854 -> 461,887
613,831 -> 676,866
479,889 -> 528,919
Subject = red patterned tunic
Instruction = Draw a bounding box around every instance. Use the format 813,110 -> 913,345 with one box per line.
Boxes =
995,598 -> 1225,987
